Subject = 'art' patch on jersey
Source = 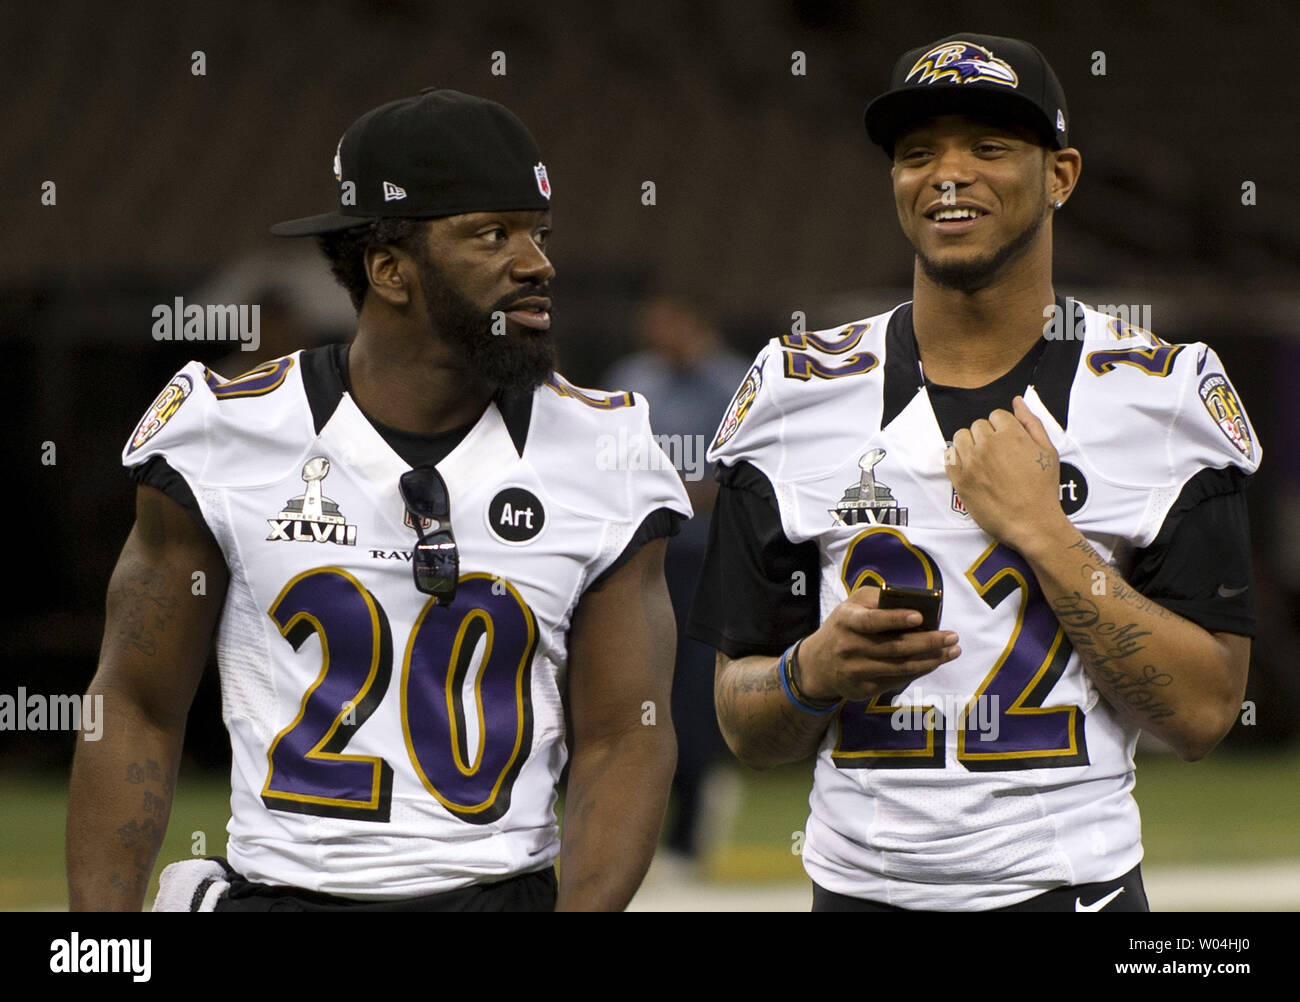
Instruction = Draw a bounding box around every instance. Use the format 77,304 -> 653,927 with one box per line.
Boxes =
714,361 -> 764,450
128,374 -> 192,453
905,41 -> 1019,89
1057,462 -> 1089,516
488,487 -> 545,543
1198,373 -> 1252,459
266,457 -> 358,545
830,449 -> 908,526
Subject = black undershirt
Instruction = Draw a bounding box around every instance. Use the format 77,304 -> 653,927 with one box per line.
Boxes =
337,346 -> 479,468
356,405 -> 478,468
925,336 -> 1048,443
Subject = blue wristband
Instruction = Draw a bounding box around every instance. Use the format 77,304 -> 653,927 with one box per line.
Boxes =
778,641 -> 840,715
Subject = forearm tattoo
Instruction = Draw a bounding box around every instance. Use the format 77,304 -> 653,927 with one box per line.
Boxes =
109,758 -> 175,900
1051,592 -> 1176,723
719,659 -> 828,761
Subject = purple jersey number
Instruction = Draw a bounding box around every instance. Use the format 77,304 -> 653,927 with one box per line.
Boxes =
402,575 -> 536,823
263,567 -> 538,824
832,528 -> 947,768
832,529 -> 1088,770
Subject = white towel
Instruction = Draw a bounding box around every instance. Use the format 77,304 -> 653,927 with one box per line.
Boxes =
152,858 -> 233,912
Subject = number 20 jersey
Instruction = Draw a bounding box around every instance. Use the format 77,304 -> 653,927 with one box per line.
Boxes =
703,301 -> 1259,910
122,346 -> 690,898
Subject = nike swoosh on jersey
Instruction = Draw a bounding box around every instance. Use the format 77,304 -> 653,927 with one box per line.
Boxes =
1075,886 -> 1126,912
1217,584 -> 1249,598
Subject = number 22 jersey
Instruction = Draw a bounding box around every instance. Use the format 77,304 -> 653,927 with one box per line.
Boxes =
123,343 -> 691,899
688,298 -> 1259,910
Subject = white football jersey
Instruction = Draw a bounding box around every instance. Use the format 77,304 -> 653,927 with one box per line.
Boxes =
123,347 -> 690,899
707,300 -> 1259,909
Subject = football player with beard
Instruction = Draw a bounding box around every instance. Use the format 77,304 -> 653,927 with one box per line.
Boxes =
69,90 -> 690,912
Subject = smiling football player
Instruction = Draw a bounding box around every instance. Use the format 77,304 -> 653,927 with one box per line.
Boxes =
690,34 -> 1260,912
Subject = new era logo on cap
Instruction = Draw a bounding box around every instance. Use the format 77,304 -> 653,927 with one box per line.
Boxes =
269,90 -> 552,238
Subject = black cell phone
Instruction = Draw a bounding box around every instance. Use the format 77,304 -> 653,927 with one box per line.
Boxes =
877,584 -> 943,631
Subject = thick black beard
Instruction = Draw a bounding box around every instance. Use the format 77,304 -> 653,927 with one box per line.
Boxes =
916,203 -> 1049,294
418,259 -> 557,392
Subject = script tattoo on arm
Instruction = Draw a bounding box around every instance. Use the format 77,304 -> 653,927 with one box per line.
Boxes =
1029,527 -> 1248,759
109,758 -> 176,900
1051,592 -> 1176,723
1066,535 -> 1173,620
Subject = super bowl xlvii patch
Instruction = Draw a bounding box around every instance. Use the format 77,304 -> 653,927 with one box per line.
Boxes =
830,449 -> 908,526
266,457 -> 358,546
713,360 -> 764,450
128,374 -> 193,453
1199,373 -> 1253,459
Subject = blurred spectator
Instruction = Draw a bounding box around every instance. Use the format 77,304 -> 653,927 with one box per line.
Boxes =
604,295 -> 749,864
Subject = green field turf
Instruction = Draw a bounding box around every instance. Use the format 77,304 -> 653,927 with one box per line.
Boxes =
2,770 -> 234,911
710,747 -> 1300,881
4,746 -> 1298,909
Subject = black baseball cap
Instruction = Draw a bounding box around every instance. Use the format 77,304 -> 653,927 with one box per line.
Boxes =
270,88 -> 552,237
864,34 -> 1069,156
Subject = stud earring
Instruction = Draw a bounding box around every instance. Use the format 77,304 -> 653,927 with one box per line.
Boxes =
1054,200 -> 1064,210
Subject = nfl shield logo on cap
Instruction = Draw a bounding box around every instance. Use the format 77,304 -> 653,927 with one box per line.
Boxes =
534,163 -> 550,199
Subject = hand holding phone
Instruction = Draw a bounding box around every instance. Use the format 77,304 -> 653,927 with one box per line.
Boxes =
876,583 -> 943,631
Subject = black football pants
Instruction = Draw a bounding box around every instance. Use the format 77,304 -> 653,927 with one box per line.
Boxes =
812,864 -> 1149,912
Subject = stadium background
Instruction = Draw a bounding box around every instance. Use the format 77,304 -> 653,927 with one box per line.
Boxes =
3,0 -> 1297,910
